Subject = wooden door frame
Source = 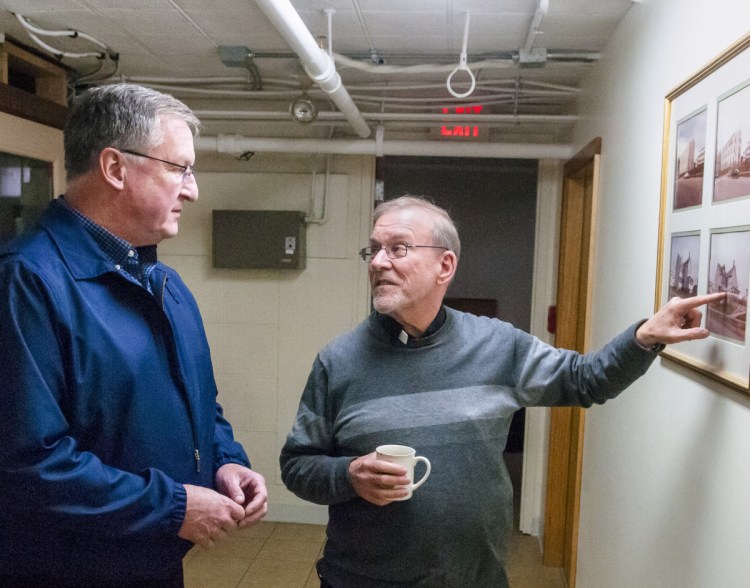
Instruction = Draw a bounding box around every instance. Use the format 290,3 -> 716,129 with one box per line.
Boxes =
542,138 -> 601,588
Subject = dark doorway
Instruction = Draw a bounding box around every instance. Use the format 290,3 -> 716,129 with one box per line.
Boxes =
443,296 -> 526,454
382,156 -> 538,457
382,156 -> 538,331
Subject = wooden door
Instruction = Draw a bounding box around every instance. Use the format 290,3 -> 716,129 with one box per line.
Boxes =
542,138 -> 601,588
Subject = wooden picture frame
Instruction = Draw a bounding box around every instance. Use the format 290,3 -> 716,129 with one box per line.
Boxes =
656,32 -> 750,392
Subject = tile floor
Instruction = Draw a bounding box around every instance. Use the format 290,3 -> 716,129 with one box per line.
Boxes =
182,518 -> 564,588
183,453 -> 565,588
183,520 -> 324,588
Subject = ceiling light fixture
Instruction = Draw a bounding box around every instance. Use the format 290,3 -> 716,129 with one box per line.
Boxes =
290,95 -> 318,123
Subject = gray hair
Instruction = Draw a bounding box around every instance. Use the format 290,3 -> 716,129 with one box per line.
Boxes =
64,83 -> 200,180
373,195 -> 461,260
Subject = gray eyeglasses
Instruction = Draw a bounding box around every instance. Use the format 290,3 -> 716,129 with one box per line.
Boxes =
122,149 -> 195,183
359,243 -> 449,262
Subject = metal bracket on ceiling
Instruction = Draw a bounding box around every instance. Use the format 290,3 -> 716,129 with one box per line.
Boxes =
518,0 -> 548,68
518,47 -> 547,67
218,45 -> 263,90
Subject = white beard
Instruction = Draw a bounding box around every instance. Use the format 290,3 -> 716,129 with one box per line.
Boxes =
372,287 -> 406,315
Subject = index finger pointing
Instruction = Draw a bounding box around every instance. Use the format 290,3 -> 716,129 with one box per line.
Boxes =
676,292 -> 725,310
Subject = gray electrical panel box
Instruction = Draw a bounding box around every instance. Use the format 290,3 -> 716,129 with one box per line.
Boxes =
212,210 -> 306,270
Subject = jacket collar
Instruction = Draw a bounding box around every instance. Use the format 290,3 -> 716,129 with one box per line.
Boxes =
38,198 -> 121,281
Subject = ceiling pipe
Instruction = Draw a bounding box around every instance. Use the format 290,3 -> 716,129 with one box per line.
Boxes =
195,134 -> 573,160
194,110 -> 578,125
254,0 -> 371,138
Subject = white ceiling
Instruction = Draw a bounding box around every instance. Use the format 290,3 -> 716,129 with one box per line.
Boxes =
0,0 -> 638,150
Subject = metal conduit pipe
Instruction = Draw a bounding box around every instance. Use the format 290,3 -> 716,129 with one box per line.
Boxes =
195,135 -> 573,160
254,0 -> 371,138
193,110 -> 578,125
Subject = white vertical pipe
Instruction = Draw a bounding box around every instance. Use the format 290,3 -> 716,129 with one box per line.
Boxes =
523,0 -> 549,53
254,0 -> 371,138
325,9 -> 335,57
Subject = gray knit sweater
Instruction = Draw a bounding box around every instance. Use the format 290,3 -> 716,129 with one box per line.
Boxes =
280,308 -> 658,588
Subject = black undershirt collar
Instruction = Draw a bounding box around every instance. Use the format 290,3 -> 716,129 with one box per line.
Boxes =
376,306 -> 447,347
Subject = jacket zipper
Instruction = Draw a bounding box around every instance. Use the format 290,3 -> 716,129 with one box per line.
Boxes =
158,271 -> 202,475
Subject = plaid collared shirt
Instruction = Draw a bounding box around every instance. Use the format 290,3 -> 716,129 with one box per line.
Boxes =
59,197 -> 157,293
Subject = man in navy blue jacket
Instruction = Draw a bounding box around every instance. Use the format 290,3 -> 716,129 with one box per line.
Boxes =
0,84 -> 267,587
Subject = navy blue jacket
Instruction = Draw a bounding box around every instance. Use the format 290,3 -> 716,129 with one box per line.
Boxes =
0,199 -> 249,585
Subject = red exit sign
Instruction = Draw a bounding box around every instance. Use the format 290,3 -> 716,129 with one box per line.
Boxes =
438,105 -> 487,139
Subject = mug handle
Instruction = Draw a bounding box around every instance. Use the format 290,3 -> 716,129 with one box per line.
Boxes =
411,456 -> 431,491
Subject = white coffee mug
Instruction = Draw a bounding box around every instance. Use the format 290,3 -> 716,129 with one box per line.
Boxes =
375,444 -> 432,500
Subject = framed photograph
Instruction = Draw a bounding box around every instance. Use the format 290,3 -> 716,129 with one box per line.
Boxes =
706,229 -> 750,343
668,233 -> 700,298
673,109 -> 707,210
656,32 -> 750,392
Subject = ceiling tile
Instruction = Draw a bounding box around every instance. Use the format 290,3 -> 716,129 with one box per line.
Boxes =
0,0 -> 636,143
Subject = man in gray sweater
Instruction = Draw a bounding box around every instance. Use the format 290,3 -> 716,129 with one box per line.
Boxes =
280,196 -> 721,588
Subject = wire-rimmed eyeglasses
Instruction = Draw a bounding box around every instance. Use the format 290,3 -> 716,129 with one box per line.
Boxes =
358,243 -> 449,262
122,149 -> 195,183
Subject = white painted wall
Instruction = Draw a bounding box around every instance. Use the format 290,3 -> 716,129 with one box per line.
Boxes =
160,155 -> 374,523
571,2 -> 750,586
521,159 -> 562,538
